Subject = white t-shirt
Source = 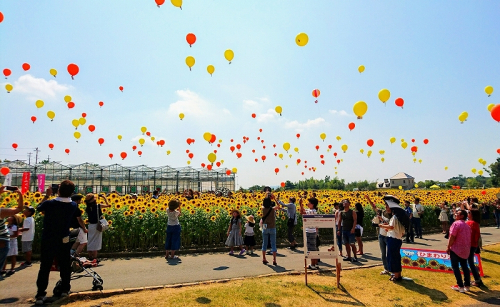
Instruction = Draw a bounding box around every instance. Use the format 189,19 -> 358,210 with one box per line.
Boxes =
387,215 -> 405,240
412,204 -> 424,218
22,216 -> 35,242
305,209 -> 317,233
167,210 -> 180,226
244,222 -> 254,235
378,214 -> 390,237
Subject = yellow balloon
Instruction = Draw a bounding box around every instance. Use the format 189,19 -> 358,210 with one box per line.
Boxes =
320,133 -> 326,141
485,85 -> 494,96
478,170 -> 484,176
151,136 -> 155,141
335,172 -> 337,175
390,137 -> 396,144
401,139 -> 405,142
64,95 -> 72,103
232,167 -> 237,174
73,131 -> 81,140
208,153 -> 217,164
353,101 -> 368,119
220,160 -> 224,164
294,147 -> 299,153
378,89 -> 391,103
224,49 -> 234,63
418,159 -> 422,164
141,127 -> 147,134
207,65 -> 215,76
336,136 -> 341,141
341,144 -> 348,153
203,132 -> 212,142
166,150 -> 171,155
49,68 -> 57,77
47,111 -> 55,121
118,135 -> 122,141
278,153 -> 283,159
445,166 -> 448,170
471,168 -> 476,174
179,113 -> 185,120
285,165 -> 288,169
488,103 -> 495,112
5,84 -> 13,93
478,158 -> 483,163
187,161 -> 191,165
289,154 -> 292,158
379,150 -> 385,155
35,100 -> 44,108
72,119 -> 79,129
401,142 -> 408,149
458,112 -> 468,123
139,138 -> 145,146
381,157 -> 385,163
367,150 -> 372,157
295,32 -> 309,47
219,139 -> 223,143
283,142 -> 290,152
185,56 -> 195,70
358,65 -> 365,73
481,161 -> 487,166
412,152 -> 416,156
275,106 -> 282,116
171,0 -> 182,9
399,186 -> 403,190
415,184 -> 419,188
360,149 -> 364,154
78,117 -> 86,126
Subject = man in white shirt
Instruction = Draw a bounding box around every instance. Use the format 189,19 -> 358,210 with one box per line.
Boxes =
19,206 -> 36,267
412,198 -> 424,239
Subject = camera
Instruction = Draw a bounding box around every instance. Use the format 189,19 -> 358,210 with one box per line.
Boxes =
5,186 -> 18,191
51,184 -> 59,194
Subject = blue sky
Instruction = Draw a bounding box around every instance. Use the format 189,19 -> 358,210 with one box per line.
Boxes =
1,1 -> 499,188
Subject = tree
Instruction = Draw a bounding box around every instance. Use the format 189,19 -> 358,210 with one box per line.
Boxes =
284,180 -> 295,189
466,178 -> 480,188
247,185 -> 262,192
486,158 -> 500,187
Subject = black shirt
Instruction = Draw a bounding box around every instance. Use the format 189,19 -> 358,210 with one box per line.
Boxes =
86,203 -> 102,224
69,207 -> 83,229
356,210 -> 364,225
37,199 -> 78,243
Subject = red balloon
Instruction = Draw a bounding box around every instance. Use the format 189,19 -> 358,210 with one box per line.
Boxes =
188,153 -> 194,159
333,152 -> 337,157
119,86 -> 124,92
98,138 -> 105,146
236,152 -> 242,158
236,144 -> 241,150
201,163 -> 206,168
411,146 -> 418,153
31,116 -> 37,123
146,132 -> 151,137
22,63 -> 30,71
186,149 -> 190,153
321,160 -> 325,165
213,150 -> 217,154
186,33 -> 196,47
280,182 -> 285,188
328,145 -> 332,149
155,0 -> 165,7
337,159 -> 341,164
254,158 -> 258,162
226,170 -> 231,176
252,149 -> 255,153
395,97 -> 404,108
1,167 -> 10,176
315,145 -> 320,151
207,165 -> 212,170
481,190 -> 486,195
3,68 -> 11,78
423,139 -> 429,145
312,89 -> 320,98
159,140 -> 165,147
274,168 -> 279,174
67,63 -> 79,79
261,155 -> 266,162
497,149 -> 500,154
348,122 -> 355,131
120,152 -> 127,160
12,143 -> 18,150
296,134 -> 300,139
251,113 -> 256,118
67,101 -> 75,109
297,159 -> 301,164
411,139 -> 415,143
109,153 -> 113,159
367,139 -> 374,147
99,101 -> 104,107
65,149 -> 70,154
216,162 -> 221,167
132,145 -> 137,151
210,134 -> 216,143
48,143 -> 54,150
138,151 -> 142,156
0,12 -> 4,23
491,104 -> 500,122
230,146 -> 235,152
88,125 -> 96,133
81,113 -> 87,118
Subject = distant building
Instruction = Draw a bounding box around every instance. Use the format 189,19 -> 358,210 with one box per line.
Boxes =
377,172 -> 415,189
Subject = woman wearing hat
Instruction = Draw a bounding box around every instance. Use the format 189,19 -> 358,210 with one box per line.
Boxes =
225,209 -> 245,256
85,193 -> 111,261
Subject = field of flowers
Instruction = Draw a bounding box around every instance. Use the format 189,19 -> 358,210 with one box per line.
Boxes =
1,188 -> 499,254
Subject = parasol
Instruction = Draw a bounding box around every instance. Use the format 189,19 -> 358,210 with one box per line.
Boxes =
383,195 -> 410,229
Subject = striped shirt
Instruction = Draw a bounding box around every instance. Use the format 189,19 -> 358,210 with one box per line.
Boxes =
0,209 -> 9,242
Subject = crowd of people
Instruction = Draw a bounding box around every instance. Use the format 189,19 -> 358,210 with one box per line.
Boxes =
0,182 -> 499,303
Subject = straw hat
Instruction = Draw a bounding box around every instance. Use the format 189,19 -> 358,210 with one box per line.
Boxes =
245,215 -> 255,223
85,193 -> 96,203
229,208 -> 240,216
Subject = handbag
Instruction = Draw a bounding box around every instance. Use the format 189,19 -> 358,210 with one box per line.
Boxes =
96,204 -> 109,232
259,208 -> 274,230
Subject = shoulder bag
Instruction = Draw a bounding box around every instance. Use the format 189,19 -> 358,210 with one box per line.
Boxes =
96,204 -> 109,232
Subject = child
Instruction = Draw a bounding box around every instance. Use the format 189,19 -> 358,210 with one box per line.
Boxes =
225,209 -> 245,256
165,199 -> 182,262
2,215 -> 19,275
19,206 -> 35,267
244,215 -> 256,255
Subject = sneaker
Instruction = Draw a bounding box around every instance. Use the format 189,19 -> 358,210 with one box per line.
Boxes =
228,251 -> 234,256
351,258 -> 358,263
5,270 -> 15,276
238,249 -> 246,256
380,270 -> 390,275
342,257 -> 352,262
35,296 -> 46,305
21,262 -> 32,267
471,280 -> 483,287
172,255 -> 181,262
451,285 -> 465,293
307,264 -> 318,270
464,286 -> 470,292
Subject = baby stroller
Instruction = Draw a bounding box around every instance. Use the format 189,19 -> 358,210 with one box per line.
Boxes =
54,229 -> 104,294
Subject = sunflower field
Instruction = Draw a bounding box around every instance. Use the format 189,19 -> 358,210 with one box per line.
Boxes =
1,188 -> 499,254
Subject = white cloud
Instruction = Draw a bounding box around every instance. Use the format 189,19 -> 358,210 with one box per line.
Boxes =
284,117 -> 325,132
329,110 -> 351,116
243,99 -> 262,111
168,90 -> 212,117
257,109 -> 278,122
222,108 -> 231,115
11,74 -> 72,99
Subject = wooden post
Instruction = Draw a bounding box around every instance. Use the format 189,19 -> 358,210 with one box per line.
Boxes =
336,259 -> 341,288
305,258 -> 308,285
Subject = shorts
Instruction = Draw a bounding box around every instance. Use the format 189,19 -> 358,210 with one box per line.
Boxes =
77,228 -> 88,244
306,232 -> 318,251
22,241 -> 33,253
342,230 -> 356,245
355,228 -> 362,238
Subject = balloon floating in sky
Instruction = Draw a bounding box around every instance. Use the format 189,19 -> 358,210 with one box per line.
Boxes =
12,143 -> 18,151
117,135 -> 122,141
207,65 -> 215,76
47,111 -> 55,121
73,131 -> 81,142
171,0 -> 182,9
5,84 -> 13,93
485,85 -> 494,97
185,56 -> 195,71
179,113 -> 185,120
224,49 -> 234,64
31,116 -> 37,123
0,11 -> 4,24
320,133 -> 326,142
22,63 -> 30,71
275,106 -> 282,116
458,111 -> 468,123
1,167 -> 10,176
487,103 -> 494,112
186,33 -> 196,47
390,137 -> 396,144
155,0 -> 165,7
50,68 -> 57,78
295,32 -> 308,47
395,97 -> 404,108
312,89 -> 320,103
358,65 -> 365,73
3,68 -> 11,79
353,101 -> 368,119
490,104 -> 500,122
367,139 -> 374,147
348,122 -> 355,131
67,63 -> 79,80
119,86 -> 124,92
378,89 -> 390,104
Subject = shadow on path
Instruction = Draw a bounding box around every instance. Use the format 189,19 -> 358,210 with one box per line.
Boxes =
397,279 -> 448,303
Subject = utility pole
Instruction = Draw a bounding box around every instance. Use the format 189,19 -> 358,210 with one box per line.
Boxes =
27,152 -> 32,165
34,147 -> 40,165
47,156 -> 50,163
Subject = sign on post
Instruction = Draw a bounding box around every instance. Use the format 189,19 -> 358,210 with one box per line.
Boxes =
302,214 -> 340,287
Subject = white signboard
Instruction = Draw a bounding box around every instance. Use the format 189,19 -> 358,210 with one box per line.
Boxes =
302,214 -> 338,259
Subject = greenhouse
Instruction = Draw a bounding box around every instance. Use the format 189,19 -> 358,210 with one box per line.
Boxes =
0,160 -> 235,194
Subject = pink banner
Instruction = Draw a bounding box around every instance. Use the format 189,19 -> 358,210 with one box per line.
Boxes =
37,174 -> 46,193
21,172 -> 30,194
